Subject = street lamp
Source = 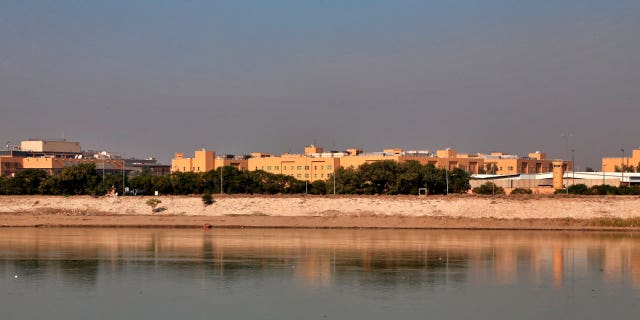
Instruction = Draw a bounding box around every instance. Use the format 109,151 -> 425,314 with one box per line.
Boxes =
621,148 -> 625,186
571,149 -> 575,187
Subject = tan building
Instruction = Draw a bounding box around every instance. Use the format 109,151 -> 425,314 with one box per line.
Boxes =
20,140 -> 81,154
602,148 -> 640,172
171,149 -> 215,173
482,151 -> 571,175
172,145 -> 571,182
0,155 -> 22,176
21,157 -> 124,175
247,152 -> 339,182
214,155 -> 249,171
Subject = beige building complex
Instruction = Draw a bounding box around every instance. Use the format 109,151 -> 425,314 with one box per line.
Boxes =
1,140 -> 169,177
602,148 -> 640,172
171,145 -> 571,182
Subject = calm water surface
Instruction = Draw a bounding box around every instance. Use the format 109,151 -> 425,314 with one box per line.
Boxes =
1,228 -> 639,319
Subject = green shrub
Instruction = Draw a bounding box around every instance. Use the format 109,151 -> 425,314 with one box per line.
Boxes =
146,198 -> 162,212
202,192 -> 214,205
568,184 -> 589,195
472,182 -> 505,195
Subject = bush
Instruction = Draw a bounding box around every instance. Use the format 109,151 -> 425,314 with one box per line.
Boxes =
472,182 -> 505,195
146,198 -> 162,212
202,192 -> 214,205
510,188 -> 532,195
568,184 -> 589,195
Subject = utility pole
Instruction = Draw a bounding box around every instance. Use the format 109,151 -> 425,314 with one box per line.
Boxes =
445,162 -> 449,195
122,160 -> 125,196
621,148 -> 625,187
333,165 -> 336,195
572,149 -> 575,187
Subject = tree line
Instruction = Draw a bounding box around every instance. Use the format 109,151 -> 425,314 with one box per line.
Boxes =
0,161 -> 471,196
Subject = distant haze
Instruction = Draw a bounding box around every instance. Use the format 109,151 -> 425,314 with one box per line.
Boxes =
1,1 -> 639,169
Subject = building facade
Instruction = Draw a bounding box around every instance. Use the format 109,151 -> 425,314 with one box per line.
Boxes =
602,148 -> 640,172
171,145 -> 572,183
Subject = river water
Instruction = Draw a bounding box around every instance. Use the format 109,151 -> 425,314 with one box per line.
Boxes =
1,228 -> 639,319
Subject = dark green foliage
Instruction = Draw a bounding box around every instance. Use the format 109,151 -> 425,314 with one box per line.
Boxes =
309,180 -> 327,195
202,192 -> 214,205
568,184 -> 589,195
472,182 -> 505,195
511,188 -> 533,195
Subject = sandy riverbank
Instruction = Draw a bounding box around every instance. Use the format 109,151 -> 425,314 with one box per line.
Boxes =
1,195 -> 640,230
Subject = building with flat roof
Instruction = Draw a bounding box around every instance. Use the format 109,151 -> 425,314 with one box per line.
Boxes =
602,148 -> 640,172
171,145 -> 572,183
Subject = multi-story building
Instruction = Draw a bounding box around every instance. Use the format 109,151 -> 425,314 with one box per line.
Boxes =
0,140 -> 169,177
171,149 -> 215,173
602,148 -> 640,172
171,145 -> 572,182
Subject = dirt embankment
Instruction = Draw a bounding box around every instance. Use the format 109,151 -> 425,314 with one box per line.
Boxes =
1,195 -> 639,230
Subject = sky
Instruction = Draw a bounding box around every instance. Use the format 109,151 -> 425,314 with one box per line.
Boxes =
1,0 -> 639,168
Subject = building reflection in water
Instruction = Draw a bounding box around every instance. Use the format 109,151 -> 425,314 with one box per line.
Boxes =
1,228 -> 640,289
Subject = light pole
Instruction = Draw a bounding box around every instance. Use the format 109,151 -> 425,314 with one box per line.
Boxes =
122,160 -> 125,196
220,167 -> 223,194
333,163 -> 336,195
445,161 -> 449,195
621,148 -> 625,187
602,164 -> 606,185
571,149 -> 575,187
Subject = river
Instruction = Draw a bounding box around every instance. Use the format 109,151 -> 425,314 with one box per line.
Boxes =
1,228 -> 639,319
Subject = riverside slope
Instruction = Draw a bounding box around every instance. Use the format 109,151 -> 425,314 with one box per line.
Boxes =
1,195 -> 639,230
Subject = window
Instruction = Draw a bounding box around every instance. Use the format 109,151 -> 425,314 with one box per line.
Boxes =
327,165 -> 332,170
321,166 -> 324,170
314,166 -> 317,170
321,174 -> 324,178
304,166 -> 310,170
267,166 -> 272,170
297,166 -> 302,170
283,166 -> 287,171
291,166 -> 294,170
297,174 -> 302,178
304,174 -> 309,178
275,166 -> 279,170
314,174 -> 317,178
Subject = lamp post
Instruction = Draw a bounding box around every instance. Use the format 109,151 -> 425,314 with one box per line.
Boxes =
621,148 -> 625,187
445,161 -> 449,195
571,149 -> 575,187
122,160 -> 125,196
333,166 -> 336,195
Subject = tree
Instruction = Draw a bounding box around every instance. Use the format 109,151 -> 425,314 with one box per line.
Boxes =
359,160 -> 398,194
146,198 -> 162,212
40,164 -> 101,195
449,167 -> 471,193
10,169 -> 47,195
309,180 -> 327,195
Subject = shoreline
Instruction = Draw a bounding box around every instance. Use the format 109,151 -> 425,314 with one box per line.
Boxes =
1,195 -> 640,230
2,213 -> 640,231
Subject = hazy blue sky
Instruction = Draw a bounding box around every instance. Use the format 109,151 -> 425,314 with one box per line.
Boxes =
1,0 -> 639,168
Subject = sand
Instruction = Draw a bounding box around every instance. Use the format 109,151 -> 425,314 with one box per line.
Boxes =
1,194 -> 640,230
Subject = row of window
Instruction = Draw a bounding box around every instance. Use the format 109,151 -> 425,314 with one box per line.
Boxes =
262,165 -> 333,171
